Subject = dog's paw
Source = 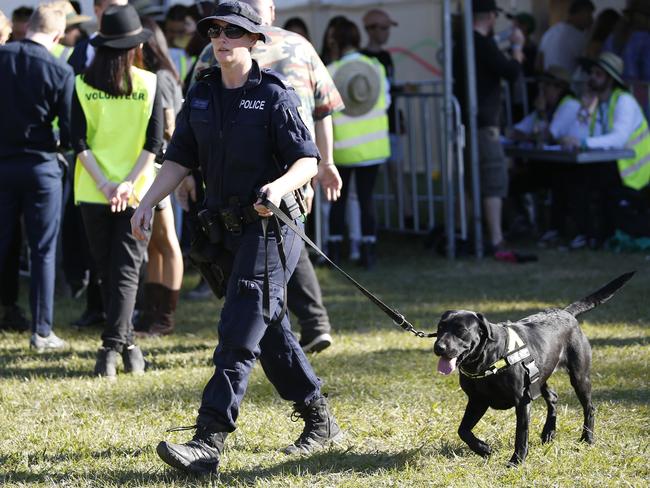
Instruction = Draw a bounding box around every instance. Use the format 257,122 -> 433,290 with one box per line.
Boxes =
507,455 -> 524,467
541,428 -> 556,444
473,441 -> 492,458
579,433 -> 594,444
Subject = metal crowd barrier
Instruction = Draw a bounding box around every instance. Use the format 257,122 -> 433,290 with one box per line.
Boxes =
374,80 -> 468,240
310,80 -> 468,258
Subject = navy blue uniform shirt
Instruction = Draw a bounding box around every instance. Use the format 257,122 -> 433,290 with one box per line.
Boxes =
0,39 -> 74,164
165,60 -> 320,211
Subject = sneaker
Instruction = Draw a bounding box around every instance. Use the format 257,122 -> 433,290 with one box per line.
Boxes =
1,305 -> 30,332
569,234 -> 588,250
537,229 -> 560,248
157,427 -> 227,474
71,309 -> 106,328
300,332 -> 332,354
30,332 -> 66,352
94,347 -> 118,379
282,396 -> 343,455
122,344 -> 147,375
185,279 -> 213,300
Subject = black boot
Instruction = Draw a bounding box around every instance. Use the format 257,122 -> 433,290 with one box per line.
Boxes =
157,426 -> 227,474
360,242 -> 377,269
134,283 -> 161,333
122,344 -> 147,375
283,396 -> 343,455
94,347 -> 118,379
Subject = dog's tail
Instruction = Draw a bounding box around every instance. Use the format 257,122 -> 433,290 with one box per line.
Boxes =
564,271 -> 635,317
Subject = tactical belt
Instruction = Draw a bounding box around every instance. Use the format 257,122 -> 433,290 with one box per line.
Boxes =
459,326 -> 541,400
258,194 -> 436,339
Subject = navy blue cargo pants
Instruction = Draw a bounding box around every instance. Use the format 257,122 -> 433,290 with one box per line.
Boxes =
197,218 -> 322,431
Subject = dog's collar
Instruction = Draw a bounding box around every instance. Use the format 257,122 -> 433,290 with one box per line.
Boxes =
459,326 -> 532,379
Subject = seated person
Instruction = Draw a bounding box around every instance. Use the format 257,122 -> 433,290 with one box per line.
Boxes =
511,66 -> 581,144
560,52 -> 650,247
508,66 -> 581,246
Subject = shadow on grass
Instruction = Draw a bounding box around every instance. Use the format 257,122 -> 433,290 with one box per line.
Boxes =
1,448 -> 423,486
589,336 -> 650,348
0,349 -> 96,379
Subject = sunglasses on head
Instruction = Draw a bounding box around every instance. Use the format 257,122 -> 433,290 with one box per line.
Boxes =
206,24 -> 248,39
365,24 -> 390,31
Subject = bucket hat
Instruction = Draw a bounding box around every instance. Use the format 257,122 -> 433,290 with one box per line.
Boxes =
581,52 -> 627,88
334,60 -> 382,117
197,0 -> 269,43
90,4 -> 152,49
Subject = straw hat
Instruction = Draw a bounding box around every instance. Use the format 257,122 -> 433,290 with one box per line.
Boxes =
581,52 -> 627,88
538,65 -> 572,86
333,60 -> 382,117
90,4 -> 152,49
52,1 -> 91,28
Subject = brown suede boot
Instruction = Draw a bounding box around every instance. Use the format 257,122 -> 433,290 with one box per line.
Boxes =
134,283 -> 162,333
148,286 -> 179,336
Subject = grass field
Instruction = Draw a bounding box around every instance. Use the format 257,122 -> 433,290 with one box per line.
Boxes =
1,236 -> 649,487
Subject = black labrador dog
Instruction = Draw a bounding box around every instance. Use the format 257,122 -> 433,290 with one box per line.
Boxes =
433,272 -> 634,466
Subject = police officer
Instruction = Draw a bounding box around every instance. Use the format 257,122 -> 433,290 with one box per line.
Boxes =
131,1 -> 342,474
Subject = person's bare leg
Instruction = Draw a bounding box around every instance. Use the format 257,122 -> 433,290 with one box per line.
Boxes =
483,196 -> 503,247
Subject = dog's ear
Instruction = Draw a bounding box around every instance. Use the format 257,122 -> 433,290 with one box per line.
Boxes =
475,312 -> 496,341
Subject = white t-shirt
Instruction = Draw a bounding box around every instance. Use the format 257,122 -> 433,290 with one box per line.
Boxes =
538,22 -> 588,73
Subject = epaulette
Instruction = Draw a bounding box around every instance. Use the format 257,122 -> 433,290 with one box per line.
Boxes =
196,66 -> 221,81
261,67 -> 291,89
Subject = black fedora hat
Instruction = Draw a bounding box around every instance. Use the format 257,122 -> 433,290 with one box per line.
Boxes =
91,4 -> 152,49
197,1 -> 269,43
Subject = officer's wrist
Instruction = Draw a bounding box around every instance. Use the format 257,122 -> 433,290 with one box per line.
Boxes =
97,179 -> 110,190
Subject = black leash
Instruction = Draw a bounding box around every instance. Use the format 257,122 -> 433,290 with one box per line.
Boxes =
259,195 -> 436,339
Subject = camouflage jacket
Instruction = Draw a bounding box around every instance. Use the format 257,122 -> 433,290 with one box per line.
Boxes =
191,26 -> 344,136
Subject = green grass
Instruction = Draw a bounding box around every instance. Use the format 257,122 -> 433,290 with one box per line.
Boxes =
1,236 -> 649,487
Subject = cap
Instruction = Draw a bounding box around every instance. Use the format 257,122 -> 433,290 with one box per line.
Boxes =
196,0 -> 269,43
362,9 -> 398,28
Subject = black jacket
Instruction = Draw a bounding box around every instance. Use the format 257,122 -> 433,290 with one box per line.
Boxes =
0,40 -> 74,163
166,60 -> 319,211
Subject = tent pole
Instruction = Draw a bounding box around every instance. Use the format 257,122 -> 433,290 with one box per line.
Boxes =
462,0 -> 483,258
442,0 -> 455,259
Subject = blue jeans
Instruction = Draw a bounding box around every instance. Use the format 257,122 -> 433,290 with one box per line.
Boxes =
197,219 -> 322,431
0,159 -> 62,336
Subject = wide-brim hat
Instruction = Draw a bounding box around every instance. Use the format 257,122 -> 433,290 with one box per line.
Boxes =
537,65 -> 572,86
473,0 -> 502,14
90,4 -> 152,49
580,52 -> 627,89
197,0 -> 269,43
334,60 -> 381,117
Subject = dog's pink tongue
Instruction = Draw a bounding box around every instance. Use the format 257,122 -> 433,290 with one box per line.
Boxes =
437,357 -> 457,375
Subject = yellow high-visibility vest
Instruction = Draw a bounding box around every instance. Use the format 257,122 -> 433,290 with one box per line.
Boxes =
74,67 -> 157,204
330,54 -> 390,166
50,43 -> 73,61
608,89 -> 650,190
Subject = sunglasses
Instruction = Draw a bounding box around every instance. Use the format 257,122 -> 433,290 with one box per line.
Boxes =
206,24 -> 248,39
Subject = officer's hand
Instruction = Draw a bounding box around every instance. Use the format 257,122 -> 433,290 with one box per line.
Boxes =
315,163 -> 342,202
175,175 -> 197,212
254,183 -> 281,218
304,183 -> 314,214
110,181 -> 133,213
130,205 -> 152,241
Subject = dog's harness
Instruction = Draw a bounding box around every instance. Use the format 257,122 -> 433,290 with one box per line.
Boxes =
460,326 -> 542,400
